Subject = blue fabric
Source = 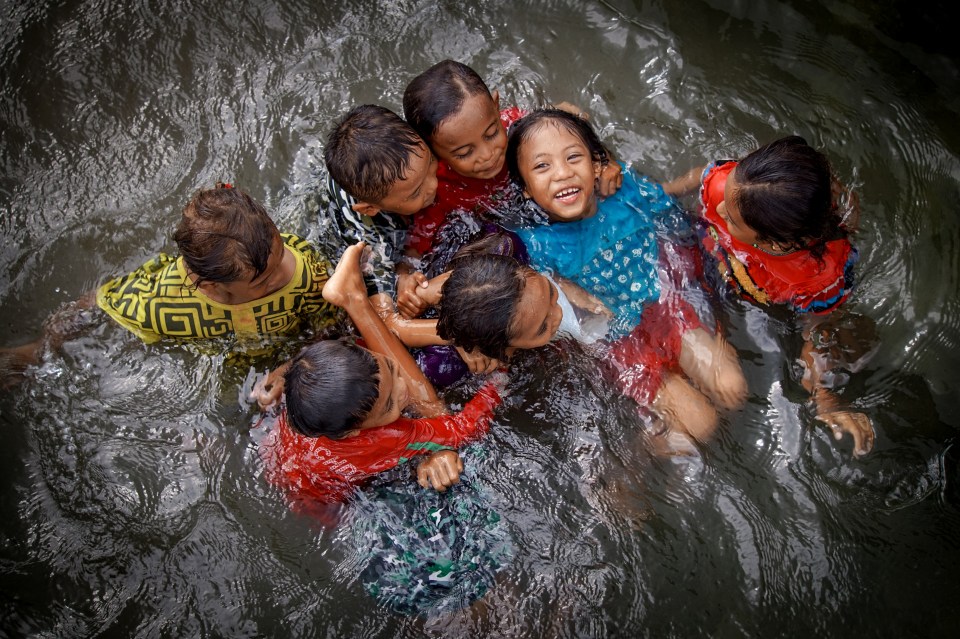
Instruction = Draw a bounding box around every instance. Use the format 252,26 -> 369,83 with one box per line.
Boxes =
512,167 -> 678,337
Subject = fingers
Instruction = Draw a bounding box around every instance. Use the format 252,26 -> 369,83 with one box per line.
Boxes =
456,347 -> 501,375
598,164 -> 624,197
417,451 -> 463,491
396,271 -> 430,319
396,295 -> 425,319
816,411 -> 875,457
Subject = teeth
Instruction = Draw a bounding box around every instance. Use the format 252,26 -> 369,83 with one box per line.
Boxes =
556,188 -> 579,198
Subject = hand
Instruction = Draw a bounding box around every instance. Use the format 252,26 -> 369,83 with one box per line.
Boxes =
486,368 -> 510,397
455,346 -> 501,375
598,161 -> 623,197
250,366 -> 287,412
396,269 -> 430,319
552,101 -> 586,119
417,449 -> 463,492
816,410 -> 875,457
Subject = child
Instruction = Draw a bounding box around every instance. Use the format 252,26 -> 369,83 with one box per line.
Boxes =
1,184 -> 335,380
259,242 -> 506,506
439,109 -> 747,445
664,135 -> 874,456
321,104 -> 439,315
399,59 -> 623,318
99,183 -> 335,343
314,104 -> 499,390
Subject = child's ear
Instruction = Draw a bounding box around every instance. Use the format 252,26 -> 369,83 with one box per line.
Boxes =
352,201 -> 381,217
593,161 -> 603,180
196,280 -> 218,294
491,88 -> 501,111
521,187 -> 531,199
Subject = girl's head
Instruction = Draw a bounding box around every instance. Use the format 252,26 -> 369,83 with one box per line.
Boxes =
284,340 -> 410,438
403,60 -> 506,180
723,135 -> 840,257
437,253 -> 562,361
506,109 -> 610,222
174,184 -> 287,303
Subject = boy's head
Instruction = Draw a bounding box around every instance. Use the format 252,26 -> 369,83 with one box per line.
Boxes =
324,104 -> 438,217
174,184 -> 287,303
284,339 -> 410,438
507,109 -> 609,222
437,253 -> 562,361
403,60 -> 506,180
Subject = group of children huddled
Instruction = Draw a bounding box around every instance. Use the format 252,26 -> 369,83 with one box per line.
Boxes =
2,59 -> 875,550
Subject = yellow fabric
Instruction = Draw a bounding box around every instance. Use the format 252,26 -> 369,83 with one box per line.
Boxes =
96,233 -> 335,344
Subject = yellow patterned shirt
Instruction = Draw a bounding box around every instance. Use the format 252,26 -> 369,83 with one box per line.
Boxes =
96,233 -> 335,344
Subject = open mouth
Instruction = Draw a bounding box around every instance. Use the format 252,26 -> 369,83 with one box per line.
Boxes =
554,187 -> 581,202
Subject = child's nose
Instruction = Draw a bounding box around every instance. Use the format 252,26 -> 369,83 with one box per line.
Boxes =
555,161 -> 575,179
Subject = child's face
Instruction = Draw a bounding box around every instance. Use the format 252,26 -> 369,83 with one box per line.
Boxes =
517,122 -> 602,222
358,352 -> 410,429
376,142 -> 439,216
430,90 -> 507,180
716,167 -> 760,245
508,272 -> 563,350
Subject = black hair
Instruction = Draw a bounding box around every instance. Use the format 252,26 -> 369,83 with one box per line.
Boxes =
324,104 -> 426,204
173,184 -> 277,286
506,108 -> 610,191
283,340 -> 380,438
436,253 -> 533,361
403,59 -> 492,143
734,135 -> 844,261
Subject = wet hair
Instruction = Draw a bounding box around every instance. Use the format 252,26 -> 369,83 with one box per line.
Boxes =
436,253 -> 535,361
506,108 -> 610,191
283,340 -> 380,438
403,60 -> 492,143
733,135 -> 844,261
173,184 -> 277,287
324,104 -> 425,204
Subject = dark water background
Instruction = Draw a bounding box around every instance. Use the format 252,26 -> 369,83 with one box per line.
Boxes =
2,0 -> 959,636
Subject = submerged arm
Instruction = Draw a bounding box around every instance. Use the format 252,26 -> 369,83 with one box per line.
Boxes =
800,313 -> 875,457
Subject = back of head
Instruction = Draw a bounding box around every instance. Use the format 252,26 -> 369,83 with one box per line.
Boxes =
173,184 -> 277,285
403,59 -> 491,143
284,340 -> 380,438
506,109 -> 609,191
735,135 -> 839,255
324,104 -> 424,204
436,253 -> 528,361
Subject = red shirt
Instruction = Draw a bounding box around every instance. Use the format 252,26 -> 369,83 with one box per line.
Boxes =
699,161 -> 856,314
406,106 -> 526,256
260,383 -> 503,506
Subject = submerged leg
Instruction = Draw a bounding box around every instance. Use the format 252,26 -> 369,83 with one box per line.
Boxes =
679,327 -> 747,411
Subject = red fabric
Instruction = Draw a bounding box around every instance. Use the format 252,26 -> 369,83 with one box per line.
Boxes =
406,106 -> 526,256
260,383 -> 502,506
604,298 -> 702,406
699,161 -> 854,314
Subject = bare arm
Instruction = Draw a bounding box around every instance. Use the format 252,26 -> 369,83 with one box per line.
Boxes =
662,164 -> 707,198
323,243 -> 443,416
